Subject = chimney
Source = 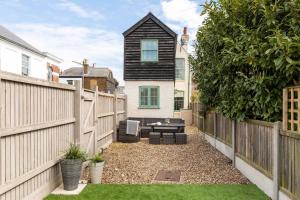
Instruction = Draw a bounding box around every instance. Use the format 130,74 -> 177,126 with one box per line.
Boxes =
181,27 -> 189,49
83,58 -> 89,74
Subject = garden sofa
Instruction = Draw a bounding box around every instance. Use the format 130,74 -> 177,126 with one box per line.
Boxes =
117,118 -> 185,142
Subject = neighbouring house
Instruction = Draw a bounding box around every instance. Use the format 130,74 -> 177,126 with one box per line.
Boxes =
123,12 -> 177,118
174,27 -> 192,117
116,86 -> 125,94
0,25 -> 62,81
60,59 -> 118,93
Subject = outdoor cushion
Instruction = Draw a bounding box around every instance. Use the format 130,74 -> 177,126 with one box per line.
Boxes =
126,120 -> 140,136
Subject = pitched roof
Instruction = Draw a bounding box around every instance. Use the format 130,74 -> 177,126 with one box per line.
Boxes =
0,25 -> 45,56
123,12 -> 177,37
60,67 -> 113,78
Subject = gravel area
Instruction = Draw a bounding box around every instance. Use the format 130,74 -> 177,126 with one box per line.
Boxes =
94,126 -> 249,184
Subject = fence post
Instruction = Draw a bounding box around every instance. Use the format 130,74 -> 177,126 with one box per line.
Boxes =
213,112 -> 217,147
232,120 -> 236,167
74,80 -> 82,147
94,86 -> 98,154
273,121 -> 280,200
113,92 -> 117,142
282,88 -> 288,131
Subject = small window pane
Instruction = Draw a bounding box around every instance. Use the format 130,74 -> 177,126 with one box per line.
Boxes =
175,58 -> 185,80
22,54 -> 30,76
67,80 -> 73,85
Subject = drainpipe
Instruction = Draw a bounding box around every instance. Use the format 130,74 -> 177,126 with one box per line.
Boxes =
187,62 -> 191,109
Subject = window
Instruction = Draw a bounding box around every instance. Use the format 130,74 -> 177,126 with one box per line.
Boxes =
90,79 -> 97,91
141,39 -> 158,62
139,86 -> 159,108
175,58 -> 185,80
174,90 -> 184,111
47,66 -> 52,81
67,80 -> 73,85
22,54 -> 30,76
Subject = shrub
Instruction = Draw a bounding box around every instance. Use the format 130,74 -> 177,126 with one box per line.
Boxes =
190,0 -> 300,121
90,153 -> 104,164
64,144 -> 87,161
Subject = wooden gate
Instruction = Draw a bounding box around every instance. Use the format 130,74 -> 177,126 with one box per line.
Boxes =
81,89 -> 97,156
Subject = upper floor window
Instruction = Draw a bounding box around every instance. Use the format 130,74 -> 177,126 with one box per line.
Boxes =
175,58 -> 185,80
141,39 -> 158,62
47,66 -> 52,81
22,54 -> 30,76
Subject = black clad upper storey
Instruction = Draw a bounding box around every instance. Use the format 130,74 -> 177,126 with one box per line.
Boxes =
123,12 -> 177,81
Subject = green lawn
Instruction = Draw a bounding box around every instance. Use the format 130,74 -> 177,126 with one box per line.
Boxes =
45,184 -> 269,200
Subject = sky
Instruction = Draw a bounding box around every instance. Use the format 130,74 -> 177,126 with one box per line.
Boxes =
0,0 -> 206,85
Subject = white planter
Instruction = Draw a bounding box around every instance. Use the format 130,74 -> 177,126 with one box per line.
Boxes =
90,161 -> 105,184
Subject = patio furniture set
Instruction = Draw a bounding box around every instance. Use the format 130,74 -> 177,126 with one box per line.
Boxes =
118,117 -> 187,144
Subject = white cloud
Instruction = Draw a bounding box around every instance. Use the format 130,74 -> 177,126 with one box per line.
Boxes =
161,0 -> 206,46
7,23 -> 124,84
161,0 -> 204,28
58,0 -> 104,20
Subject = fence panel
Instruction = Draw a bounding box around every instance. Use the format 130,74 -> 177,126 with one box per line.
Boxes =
0,71 -> 75,200
280,132 -> 300,199
116,95 -> 126,126
192,102 -> 205,132
205,111 -> 215,136
96,92 -> 115,151
216,113 -> 232,145
236,120 -> 274,177
0,71 -> 127,200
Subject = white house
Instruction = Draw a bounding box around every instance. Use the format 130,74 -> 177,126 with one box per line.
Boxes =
174,27 -> 192,116
0,25 -> 62,81
123,13 -> 177,118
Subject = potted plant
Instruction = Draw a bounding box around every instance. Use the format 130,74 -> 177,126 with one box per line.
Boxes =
89,153 -> 105,184
60,144 -> 87,191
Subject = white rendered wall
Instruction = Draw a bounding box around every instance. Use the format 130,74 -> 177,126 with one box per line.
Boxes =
0,39 -> 47,79
175,43 -> 192,110
124,80 -> 174,118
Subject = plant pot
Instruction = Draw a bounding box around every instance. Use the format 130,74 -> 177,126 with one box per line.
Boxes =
90,161 -> 105,184
60,159 -> 83,191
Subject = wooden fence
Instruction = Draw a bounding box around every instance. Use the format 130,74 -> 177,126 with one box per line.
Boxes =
0,71 -> 126,200
192,102 -> 300,200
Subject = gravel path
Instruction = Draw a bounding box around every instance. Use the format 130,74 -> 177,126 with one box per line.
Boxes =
101,126 -> 249,184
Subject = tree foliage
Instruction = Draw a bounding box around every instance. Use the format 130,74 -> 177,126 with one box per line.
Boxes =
190,0 -> 300,121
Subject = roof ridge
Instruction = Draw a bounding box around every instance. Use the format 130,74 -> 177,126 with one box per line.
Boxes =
122,12 -> 177,38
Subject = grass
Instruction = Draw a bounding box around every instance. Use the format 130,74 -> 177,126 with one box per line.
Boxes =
45,184 -> 269,200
